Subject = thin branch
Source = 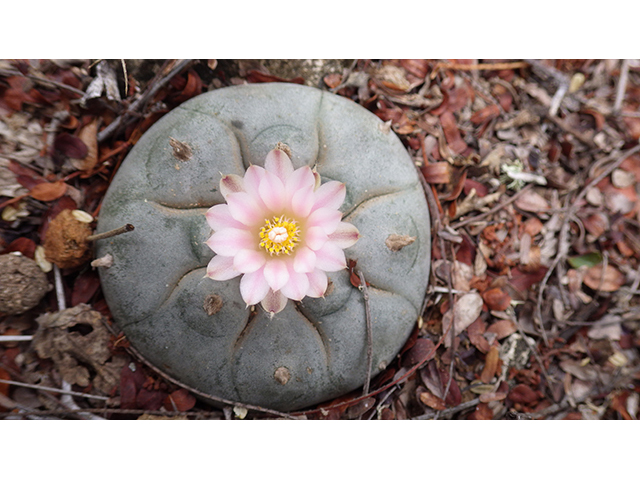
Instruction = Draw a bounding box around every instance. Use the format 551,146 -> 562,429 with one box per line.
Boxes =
412,399 -> 481,420
0,336 -> 33,342
0,67 -> 86,97
450,184 -> 534,229
97,59 -> 194,143
0,379 -> 110,401
358,270 -> 373,397
613,59 -> 630,114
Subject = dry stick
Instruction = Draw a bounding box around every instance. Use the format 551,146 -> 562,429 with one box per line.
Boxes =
0,67 -> 86,97
613,59 -> 630,114
97,59 -> 194,143
434,240 -> 457,421
86,224 -> 134,242
0,336 -> 33,342
0,379 -> 110,401
413,398 -> 481,420
358,270 -> 373,397
430,61 -> 529,79
0,407 -> 222,419
450,183 -> 534,230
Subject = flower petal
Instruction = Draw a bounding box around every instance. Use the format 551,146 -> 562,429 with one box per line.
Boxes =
285,166 -> 315,199
233,249 -> 266,274
263,258 -> 290,291
314,241 -> 347,272
258,170 -> 286,212
307,207 -> 342,235
226,191 -> 264,226
240,267 -> 270,305
312,181 -> 346,212
305,226 -> 328,251
206,228 -> 255,256
243,165 -> 267,206
206,255 -> 240,281
280,270 -> 310,301
291,185 -> 315,218
206,204 -> 244,231
265,148 -> 294,184
328,222 -> 360,249
306,269 -> 328,297
220,174 -> 244,199
261,289 -> 288,315
293,246 -> 316,273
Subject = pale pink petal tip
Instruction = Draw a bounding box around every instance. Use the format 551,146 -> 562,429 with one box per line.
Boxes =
219,174 -> 244,199
328,222 -> 360,249
240,268 -> 270,306
261,289 -> 288,315
206,255 -> 241,281
265,148 -> 294,183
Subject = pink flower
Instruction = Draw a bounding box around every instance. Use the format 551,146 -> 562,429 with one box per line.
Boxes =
205,147 -> 360,315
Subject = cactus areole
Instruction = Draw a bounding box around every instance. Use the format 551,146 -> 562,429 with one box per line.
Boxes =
95,83 -> 430,411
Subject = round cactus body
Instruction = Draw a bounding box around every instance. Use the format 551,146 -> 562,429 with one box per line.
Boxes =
96,83 -> 430,411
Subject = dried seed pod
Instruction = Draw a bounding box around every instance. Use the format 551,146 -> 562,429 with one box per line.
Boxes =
0,253 -> 52,315
43,209 -> 93,268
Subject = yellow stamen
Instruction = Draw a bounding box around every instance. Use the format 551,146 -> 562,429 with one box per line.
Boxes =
259,215 -> 300,255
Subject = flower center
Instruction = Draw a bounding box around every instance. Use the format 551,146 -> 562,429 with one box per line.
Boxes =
259,216 -> 300,255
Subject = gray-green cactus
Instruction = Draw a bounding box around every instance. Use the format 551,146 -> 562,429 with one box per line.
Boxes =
96,83 -> 430,411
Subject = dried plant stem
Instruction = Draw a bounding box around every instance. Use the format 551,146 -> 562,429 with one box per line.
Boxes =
450,184 -> 533,229
358,270 -> 373,397
0,67 -> 86,96
431,61 -> 528,79
613,59 -> 630,114
413,398 -> 481,420
87,224 -> 134,242
97,59 -> 194,143
0,336 -> 33,342
0,379 -> 109,401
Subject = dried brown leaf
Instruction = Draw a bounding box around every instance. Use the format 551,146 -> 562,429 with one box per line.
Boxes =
439,111 -> 467,154
482,287 -> 511,311
71,119 -> 99,171
29,181 -> 67,202
421,162 -> 451,184
486,319 -> 517,340
514,190 -> 550,213
419,390 -> 446,410
583,264 -> 625,292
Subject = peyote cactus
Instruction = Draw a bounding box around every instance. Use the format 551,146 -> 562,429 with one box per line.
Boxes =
95,83 -> 430,411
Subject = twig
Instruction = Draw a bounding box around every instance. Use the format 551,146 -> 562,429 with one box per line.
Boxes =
358,270 -> 373,397
0,67 -> 86,97
0,407 -> 222,419
613,59 -> 630,114
87,224 -> 134,242
450,184 -> 534,229
97,59 -> 194,143
510,315 -> 555,388
0,379 -> 110,401
0,336 -> 33,342
430,61 -> 529,79
412,398 -> 481,420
